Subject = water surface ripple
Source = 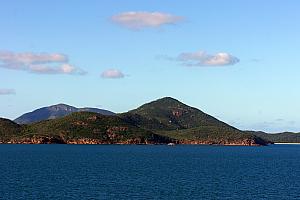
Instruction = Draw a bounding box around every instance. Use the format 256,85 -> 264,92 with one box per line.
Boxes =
1,144 -> 300,199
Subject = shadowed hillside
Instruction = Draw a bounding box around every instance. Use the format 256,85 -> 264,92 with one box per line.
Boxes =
0,118 -> 22,142
248,131 -> 300,143
24,112 -> 172,144
14,104 -> 115,124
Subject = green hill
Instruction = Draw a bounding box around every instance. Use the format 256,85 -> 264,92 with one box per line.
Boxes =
248,131 -> 300,143
120,97 -> 267,145
121,97 -> 235,130
0,97 -> 269,145
10,112 -> 173,144
0,118 -> 22,142
159,126 -> 266,145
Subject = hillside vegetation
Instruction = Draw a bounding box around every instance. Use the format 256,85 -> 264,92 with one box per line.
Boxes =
25,112 -> 172,144
249,131 -> 300,143
0,97 -> 272,145
122,97 -> 232,130
0,118 -> 22,142
120,97 -> 267,145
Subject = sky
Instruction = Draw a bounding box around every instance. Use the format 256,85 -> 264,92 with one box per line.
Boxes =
0,0 -> 300,133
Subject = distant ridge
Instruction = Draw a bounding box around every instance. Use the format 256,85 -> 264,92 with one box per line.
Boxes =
247,131 -> 300,143
14,104 -> 115,124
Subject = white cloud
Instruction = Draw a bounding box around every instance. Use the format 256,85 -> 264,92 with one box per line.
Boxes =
0,52 -> 68,64
0,89 -> 15,95
0,51 -> 86,75
101,69 -> 125,79
28,63 -> 86,75
111,11 -> 183,30
177,51 -> 240,66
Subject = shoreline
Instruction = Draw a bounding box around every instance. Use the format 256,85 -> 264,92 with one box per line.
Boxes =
0,142 -> 263,146
274,143 -> 300,145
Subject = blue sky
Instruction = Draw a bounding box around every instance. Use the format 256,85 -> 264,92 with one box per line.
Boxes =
0,0 -> 300,132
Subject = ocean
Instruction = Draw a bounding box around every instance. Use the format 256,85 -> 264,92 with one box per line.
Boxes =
1,144 -> 300,199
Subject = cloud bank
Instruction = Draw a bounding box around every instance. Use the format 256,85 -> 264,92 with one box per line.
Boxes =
111,11 -> 183,30
0,89 -> 15,95
177,51 -> 240,66
0,51 -> 86,75
101,69 -> 125,79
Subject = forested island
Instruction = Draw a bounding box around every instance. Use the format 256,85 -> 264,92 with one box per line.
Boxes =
1,97 -> 297,146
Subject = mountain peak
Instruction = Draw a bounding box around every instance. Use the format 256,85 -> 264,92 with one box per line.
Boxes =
120,97 -> 268,145
51,103 -> 72,107
48,104 -> 77,112
14,104 -> 115,124
152,97 -> 184,105
159,96 -> 180,101
126,97 -> 220,131
137,97 -> 187,110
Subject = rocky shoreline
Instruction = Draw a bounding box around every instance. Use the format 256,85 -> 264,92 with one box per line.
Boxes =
0,136 -> 266,146
179,138 -> 267,146
0,136 -> 172,145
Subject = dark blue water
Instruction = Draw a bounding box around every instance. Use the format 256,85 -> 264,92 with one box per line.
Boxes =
1,145 -> 300,199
